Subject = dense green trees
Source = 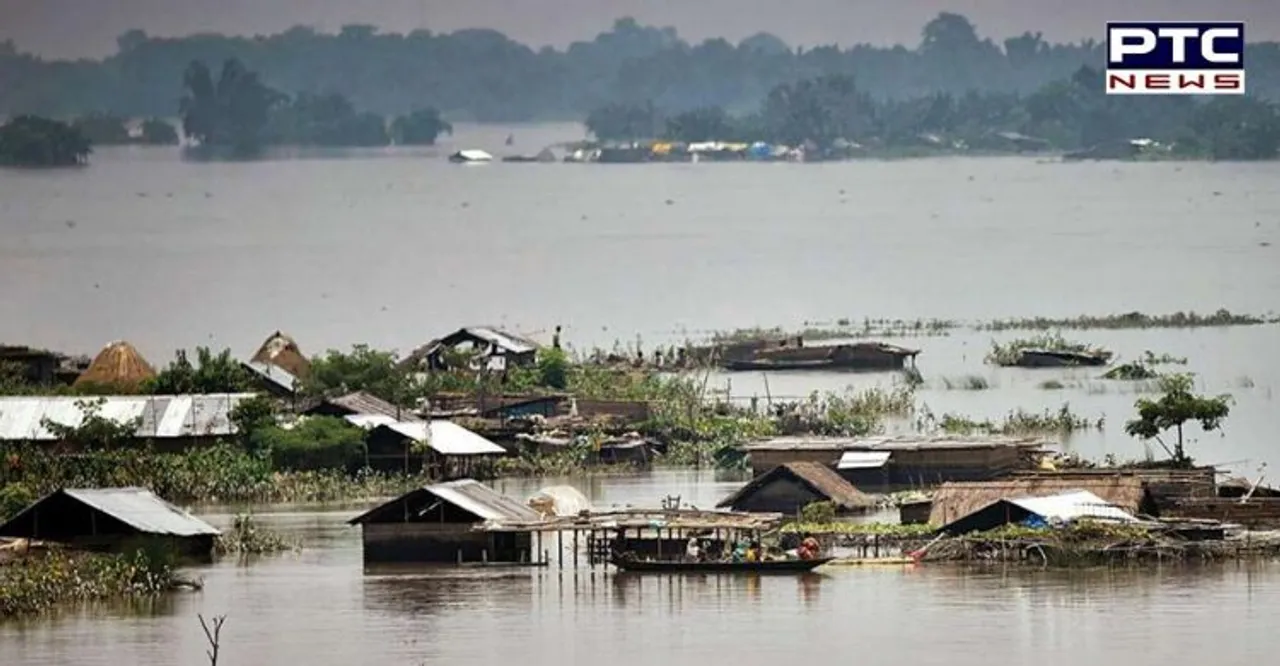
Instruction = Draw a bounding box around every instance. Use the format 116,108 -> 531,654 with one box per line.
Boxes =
584,67 -> 1280,160
0,115 -> 91,166
180,59 -> 282,153
389,108 -> 452,145
3,14 -> 1278,123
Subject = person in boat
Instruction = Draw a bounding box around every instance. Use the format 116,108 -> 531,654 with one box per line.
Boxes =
730,541 -> 747,563
745,541 -> 760,563
686,537 -> 701,562
798,534 -> 821,560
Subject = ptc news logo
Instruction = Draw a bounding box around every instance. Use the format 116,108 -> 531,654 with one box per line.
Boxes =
1106,22 -> 1245,95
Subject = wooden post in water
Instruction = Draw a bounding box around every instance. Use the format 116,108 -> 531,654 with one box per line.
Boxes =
558,531 -> 564,570
573,530 -> 580,569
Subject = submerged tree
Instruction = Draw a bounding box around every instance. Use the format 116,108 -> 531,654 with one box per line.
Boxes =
1124,374 -> 1231,467
180,59 -> 281,153
138,118 -> 180,145
390,108 -> 453,145
0,115 -> 92,166
72,112 -> 132,145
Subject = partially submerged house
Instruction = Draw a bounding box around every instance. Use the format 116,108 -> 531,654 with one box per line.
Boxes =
0,393 -> 257,450
347,479 -> 541,563
716,462 -> 875,515
1006,348 -> 1113,368
723,341 -> 919,372
929,475 -> 1157,528
744,435 -> 1049,492
346,416 -> 507,477
73,340 -> 156,391
401,327 -> 540,372
936,489 -> 1140,535
0,487 -> 220,557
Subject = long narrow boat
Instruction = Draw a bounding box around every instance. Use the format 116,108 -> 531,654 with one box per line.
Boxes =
610,556 -> 833,573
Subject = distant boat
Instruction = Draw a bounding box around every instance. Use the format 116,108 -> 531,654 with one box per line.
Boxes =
449,149 -> 494,163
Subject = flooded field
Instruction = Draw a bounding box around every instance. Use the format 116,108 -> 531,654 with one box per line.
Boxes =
3,126 -> 1280,661
2,471 -> 1278,665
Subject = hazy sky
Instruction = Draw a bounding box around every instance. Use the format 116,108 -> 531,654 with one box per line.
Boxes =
3,0 -> 1278,59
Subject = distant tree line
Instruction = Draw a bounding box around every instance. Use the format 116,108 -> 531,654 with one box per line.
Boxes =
2,14 -> 1278,122
179,59 -> 452,155
586,67 -> 1280,160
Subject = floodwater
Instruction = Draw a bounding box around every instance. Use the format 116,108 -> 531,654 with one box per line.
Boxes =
3,470 -> 1280,665
3,123 -> 1280,661
1,122 -> 1277,474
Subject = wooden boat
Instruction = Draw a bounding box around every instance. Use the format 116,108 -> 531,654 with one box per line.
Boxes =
609,556 -> 833,573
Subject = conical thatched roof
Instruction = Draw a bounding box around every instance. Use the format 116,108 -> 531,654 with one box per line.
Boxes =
74,340 -> 156,390
250,331 -> 311,379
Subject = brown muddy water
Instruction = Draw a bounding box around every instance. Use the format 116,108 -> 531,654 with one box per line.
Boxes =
3,470 -> 1279,665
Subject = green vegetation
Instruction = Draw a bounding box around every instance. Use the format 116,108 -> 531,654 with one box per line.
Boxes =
147,347 -> 255,394
1,548 -> 178,618
213,514 -> 298,556
1139,351 -> 1188,365
919,404 -> 1104,437
6,14 -> 1278,155
0,115 -> 91,167
180,59 -> 280,154
781,522 -> 935,537
711,318 -> 957,344
798,501 -> 838,523
586,67 -> 1280,160
67,113 -> 178,146
389,108 -> 453,146
1103,362 -> 1160,381
1124,374 -> 1232,467
979,309 -> 1275,331
985,332 -> 1110,366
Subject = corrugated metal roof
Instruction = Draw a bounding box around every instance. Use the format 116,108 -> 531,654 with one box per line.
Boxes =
0,488 -> 220,537
326,391 -> 421,421
347,479 -> 540,524
459,327 -> 539,354
429,479 -> 541,521
242,360 -> 299,393
0,394 -> 257,441
837,451 -> 892,469
1008,490 -> 1138,524
343,413 -> 399,429
362,419 -> 506,456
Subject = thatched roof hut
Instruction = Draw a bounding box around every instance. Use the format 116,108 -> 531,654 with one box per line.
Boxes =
717,461 -> 875,515
250,331 -> 310,379
929,474 -> 1156,527
73,340 -> 156,390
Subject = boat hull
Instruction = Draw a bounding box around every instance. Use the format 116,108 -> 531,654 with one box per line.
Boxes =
609,557 -> 833,573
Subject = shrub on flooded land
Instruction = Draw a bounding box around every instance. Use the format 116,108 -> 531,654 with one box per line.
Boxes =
0,443 -> 417,505
214,514 -> 298,556
979,309 -> 1274,332
0,549 -> 177,619
917,405 -> 1104,437
985,332 -> 1110,366
1103,362 -> 1160,381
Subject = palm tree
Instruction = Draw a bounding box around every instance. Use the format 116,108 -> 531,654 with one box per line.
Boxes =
180,58 -> 281,152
